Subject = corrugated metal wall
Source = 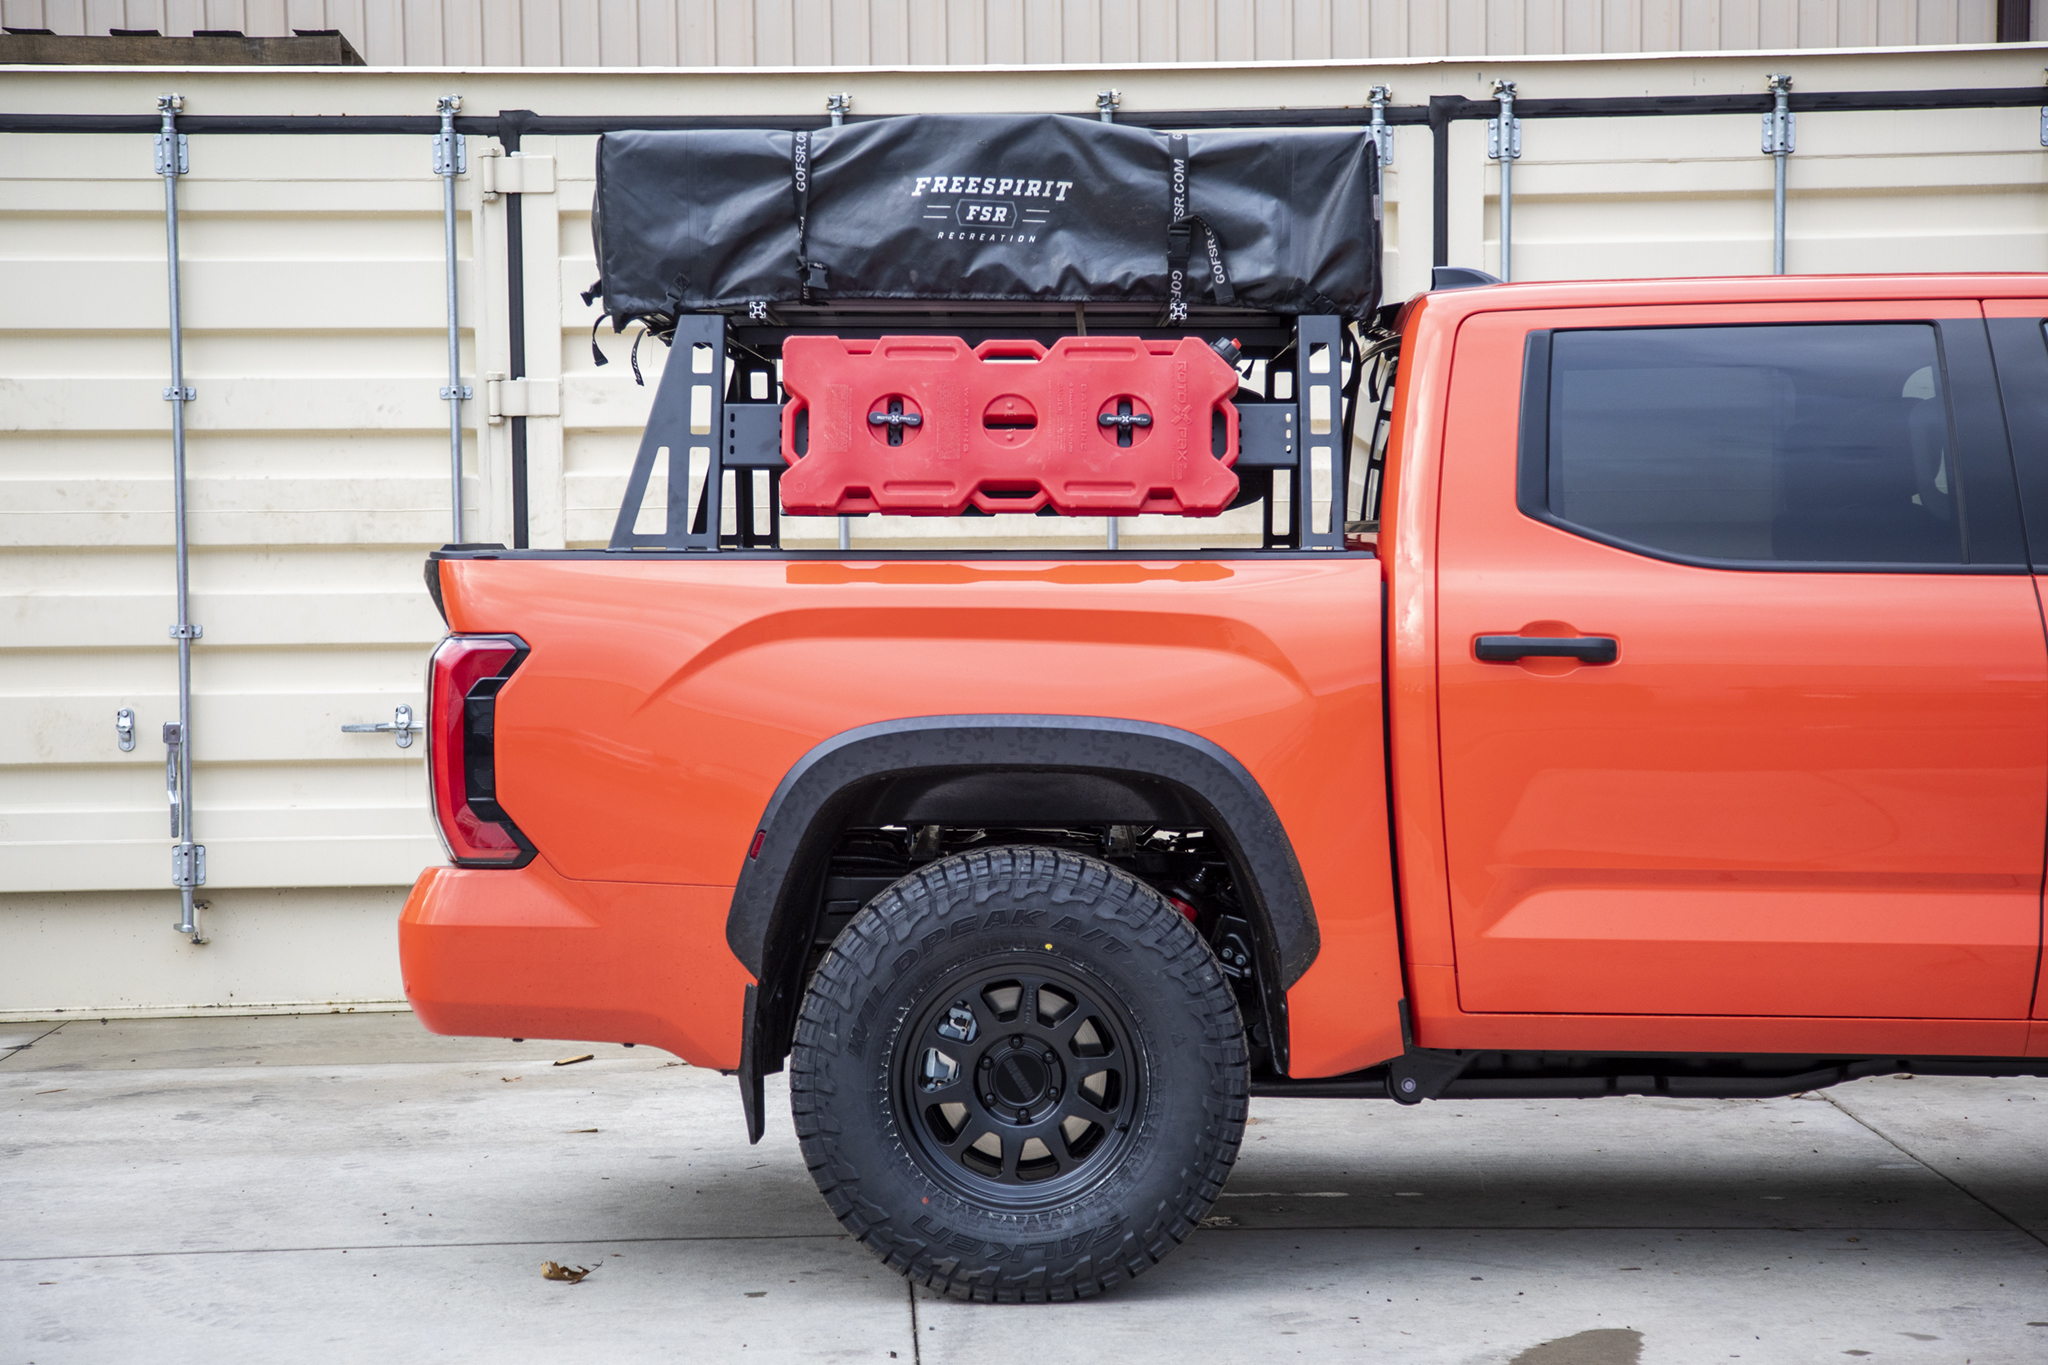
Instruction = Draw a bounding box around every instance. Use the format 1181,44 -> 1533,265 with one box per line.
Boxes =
0,0 -> 2028,64
4,46 -> 2047,1016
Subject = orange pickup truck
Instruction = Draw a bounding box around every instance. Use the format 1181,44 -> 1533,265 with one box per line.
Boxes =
401,270 -> 2048,1302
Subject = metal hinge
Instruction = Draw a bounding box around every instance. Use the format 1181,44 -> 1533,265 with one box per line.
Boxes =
478,152 -> 555,200
342,704 -> 423,749
155,130 -> 188,176
1368,84 -> 1394,167
1764,73 -> 1796,154
485,376 -> 561,425
171,842 -> 207,888
116,707 -> 136,752
1762,110 -> 1796,154
432,94 -> 467,177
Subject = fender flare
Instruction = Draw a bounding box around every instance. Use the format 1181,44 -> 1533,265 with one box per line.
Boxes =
727,714 -> 1320,1140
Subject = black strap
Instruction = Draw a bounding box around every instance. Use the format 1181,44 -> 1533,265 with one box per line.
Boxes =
579,277 -> 602,307
589,315 -> 607,368
791,131 -> 827,301
1165,133 -> 1235,324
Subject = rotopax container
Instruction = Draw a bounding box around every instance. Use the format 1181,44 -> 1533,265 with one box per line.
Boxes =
777,334 -> 1242,517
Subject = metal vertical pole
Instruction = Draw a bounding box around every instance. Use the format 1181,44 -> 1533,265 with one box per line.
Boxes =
1765,74 -> 1794,275
435,96 -> 470,543
829,93 -> 852,553
157,95 -> 204,943
1368,85 -> 1394,168
1098,89 -> 1121,550
1489,81 -> 1520,283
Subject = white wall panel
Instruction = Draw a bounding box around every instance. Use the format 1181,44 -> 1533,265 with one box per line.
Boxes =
4,46 -> 2047,1013
0,0 -> 2033,61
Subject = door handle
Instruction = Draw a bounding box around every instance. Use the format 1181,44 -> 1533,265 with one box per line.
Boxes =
1474,634 -> 1618,664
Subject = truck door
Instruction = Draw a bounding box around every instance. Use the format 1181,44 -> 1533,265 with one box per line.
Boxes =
1435,303 -> 2046,1020
1983,297 -> 2048,1026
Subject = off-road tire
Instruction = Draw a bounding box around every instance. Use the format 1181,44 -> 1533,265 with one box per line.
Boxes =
789,845 -> 1249,1302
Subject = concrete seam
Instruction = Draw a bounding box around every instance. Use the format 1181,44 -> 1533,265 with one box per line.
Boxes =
1820,1091 -> 2048,1253
0,1021 -> 69,1070
0,1232 -> 854,1263
908,1275 -> 923,1363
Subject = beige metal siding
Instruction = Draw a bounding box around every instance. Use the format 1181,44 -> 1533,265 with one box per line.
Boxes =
3,45 -> 2047,1016
1,122 -> 461,1012
0,0 -> 2028,63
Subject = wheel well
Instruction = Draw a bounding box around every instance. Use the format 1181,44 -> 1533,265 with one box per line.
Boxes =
725,717 -> 1321,1141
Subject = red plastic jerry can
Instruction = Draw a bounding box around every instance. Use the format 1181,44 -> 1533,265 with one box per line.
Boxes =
777,334 -> 1241,517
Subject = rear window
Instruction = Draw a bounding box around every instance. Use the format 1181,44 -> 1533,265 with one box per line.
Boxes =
1531,323 -> 1965,566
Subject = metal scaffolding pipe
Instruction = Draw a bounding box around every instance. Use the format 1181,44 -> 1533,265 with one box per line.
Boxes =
1098,88 -> 1121,551
435,95 -> 469,543
157,94 -> 204,943
830,93 -> 853,553
1767,74 -> 1794,274
1490,81 -> 1520,282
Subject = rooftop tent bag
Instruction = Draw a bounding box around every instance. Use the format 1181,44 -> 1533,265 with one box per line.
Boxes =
589,113 -> 1380,326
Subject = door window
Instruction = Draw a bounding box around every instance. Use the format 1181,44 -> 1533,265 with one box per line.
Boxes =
1523,324 -> 1967,566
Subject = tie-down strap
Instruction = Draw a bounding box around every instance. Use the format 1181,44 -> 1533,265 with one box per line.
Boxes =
1166,132 -> 1236,323
791,130 -> 829,301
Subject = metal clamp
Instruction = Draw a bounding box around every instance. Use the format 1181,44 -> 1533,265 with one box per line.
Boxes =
826,92 -> 852,126
162,386 -> 195,401
342,704 -> 422,749
116,708 -> 136,752
1368,85 -> 1394,167
440,384 -> 474,401
432,94 -> 467,175
154,94 -> 187,176
1763,73 -> 1796,154
171,842 -> 207,888
168,623 -> 203,639
1488,80 -> 1521,160
1096,89 -> 1120,123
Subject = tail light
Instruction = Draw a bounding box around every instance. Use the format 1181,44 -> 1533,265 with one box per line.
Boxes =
427,633 -> 533,867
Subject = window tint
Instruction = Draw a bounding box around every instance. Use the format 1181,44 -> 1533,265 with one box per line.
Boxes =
1543,324 -> 1964,565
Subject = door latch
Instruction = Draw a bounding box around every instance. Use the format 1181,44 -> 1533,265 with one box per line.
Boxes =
116,708 -> 136,752
342,704 -> 422,749
163,721 -> 183,836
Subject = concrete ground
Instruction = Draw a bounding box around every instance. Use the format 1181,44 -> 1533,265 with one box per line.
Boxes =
2,1014 -> 2044,1365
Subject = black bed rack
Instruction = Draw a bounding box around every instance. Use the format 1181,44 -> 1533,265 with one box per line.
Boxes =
606,307 -> 1361,554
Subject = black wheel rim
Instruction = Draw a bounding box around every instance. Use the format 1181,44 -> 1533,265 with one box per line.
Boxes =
895,955 -> 1142,1209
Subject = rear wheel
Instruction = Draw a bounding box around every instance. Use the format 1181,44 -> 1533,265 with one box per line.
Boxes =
789,845 -> 1248,1302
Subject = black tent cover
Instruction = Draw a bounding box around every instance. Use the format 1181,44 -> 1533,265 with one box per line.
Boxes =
590,113 -> 1381,325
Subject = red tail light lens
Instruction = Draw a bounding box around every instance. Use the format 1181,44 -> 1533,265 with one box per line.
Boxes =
427,633 -> 532,867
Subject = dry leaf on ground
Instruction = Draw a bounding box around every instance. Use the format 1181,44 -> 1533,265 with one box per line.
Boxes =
542,1261 -> 594,1283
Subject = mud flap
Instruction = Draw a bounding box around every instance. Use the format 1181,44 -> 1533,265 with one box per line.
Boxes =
738,983 -> 766,1144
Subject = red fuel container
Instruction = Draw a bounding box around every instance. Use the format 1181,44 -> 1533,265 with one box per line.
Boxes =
777,335 -> 1241,517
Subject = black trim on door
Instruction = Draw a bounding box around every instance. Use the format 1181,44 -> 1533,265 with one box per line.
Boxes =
1986,315 -> 2048,570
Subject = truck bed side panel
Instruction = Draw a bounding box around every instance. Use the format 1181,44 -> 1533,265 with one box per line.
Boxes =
424,554 -> 1402,1076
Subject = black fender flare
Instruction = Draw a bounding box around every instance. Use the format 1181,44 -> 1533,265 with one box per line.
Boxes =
727,714 -> 1320,1140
